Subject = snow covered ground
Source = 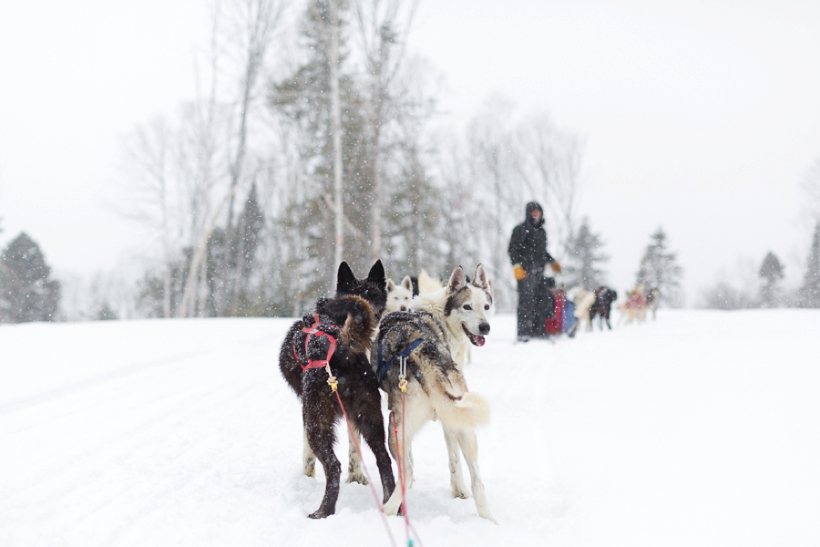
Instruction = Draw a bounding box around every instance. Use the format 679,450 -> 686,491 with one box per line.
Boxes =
1,310 -> 819,547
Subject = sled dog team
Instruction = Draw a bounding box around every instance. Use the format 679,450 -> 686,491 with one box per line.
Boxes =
571,283 -> 659,331
279,260 -> 497,523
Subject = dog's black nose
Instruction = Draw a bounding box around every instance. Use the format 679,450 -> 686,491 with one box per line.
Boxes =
478,322 -> 490,335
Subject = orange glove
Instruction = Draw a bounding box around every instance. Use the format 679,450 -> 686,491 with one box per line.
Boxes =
551,261 -> 562,274
513,264 -> 527,280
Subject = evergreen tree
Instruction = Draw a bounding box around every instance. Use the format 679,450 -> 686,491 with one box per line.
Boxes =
798,222 -> 820,307
230,183 -> 265,313
270,0 -> 375,299
200,184 -> 265,317
0,232 -> 61,323
635,226 -> 684,307
383,143 -> 442,277
205,228 -> 230,316
97,301 -> 118,321
564,217 -> 609,289
758,251 -> 785,308
136,258 -> 188,318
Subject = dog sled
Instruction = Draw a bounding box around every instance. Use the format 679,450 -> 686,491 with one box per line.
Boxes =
533,277 -> 576,339
544,286 -> 577,338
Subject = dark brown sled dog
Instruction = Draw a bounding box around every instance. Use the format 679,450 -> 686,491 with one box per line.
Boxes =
278,261 -> 395,518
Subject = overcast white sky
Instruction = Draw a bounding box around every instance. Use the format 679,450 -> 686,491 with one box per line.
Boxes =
1,0 -> 819,304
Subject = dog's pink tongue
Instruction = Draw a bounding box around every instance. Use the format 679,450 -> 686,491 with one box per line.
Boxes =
475,335 -> 486,347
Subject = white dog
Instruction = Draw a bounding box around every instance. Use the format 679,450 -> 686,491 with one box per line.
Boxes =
572,288 -> 597,331
376,265 -> 496,522
386,275 -> 414,312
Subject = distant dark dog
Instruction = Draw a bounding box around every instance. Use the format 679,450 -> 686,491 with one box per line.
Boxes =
278,260 -> 394,519
589,286 -> 618,330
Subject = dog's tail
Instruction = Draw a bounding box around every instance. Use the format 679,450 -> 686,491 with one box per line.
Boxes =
439,391 -> 491,431
336,295 -> 377,353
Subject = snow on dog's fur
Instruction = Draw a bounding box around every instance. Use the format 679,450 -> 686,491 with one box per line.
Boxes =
278,261 -> 394,519
377,265 -> 496,523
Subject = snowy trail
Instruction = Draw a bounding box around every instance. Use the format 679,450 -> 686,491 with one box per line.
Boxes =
1,311 -> 819,546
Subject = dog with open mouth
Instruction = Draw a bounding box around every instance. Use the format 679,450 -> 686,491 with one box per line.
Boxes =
375,265 -> 496,523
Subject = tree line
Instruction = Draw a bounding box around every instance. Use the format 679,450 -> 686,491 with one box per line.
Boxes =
119,0 -> 589,319
699,156 -> 820,310
700,223 -> 820,310
4,0 -> 820,322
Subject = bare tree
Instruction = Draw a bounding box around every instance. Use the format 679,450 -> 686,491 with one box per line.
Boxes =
351,0 -> 419,259
172,0 -> 285,318
122,117 -> 179,318
224,0 -> 286,226
464,98 -> 522,309
221,0 -> 286,312
442,98 -> 584,311
296,0 -> 346,271
328,0 -> 344,269
517,113 -> 584,261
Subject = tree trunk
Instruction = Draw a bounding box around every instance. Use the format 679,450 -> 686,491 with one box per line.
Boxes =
371,123 -> 382,259
329,0 -> 344,276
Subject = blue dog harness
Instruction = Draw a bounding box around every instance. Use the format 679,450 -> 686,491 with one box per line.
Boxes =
377,315 -> 426,382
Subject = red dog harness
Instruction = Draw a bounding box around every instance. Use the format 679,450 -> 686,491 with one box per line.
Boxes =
293,314 -> 338,372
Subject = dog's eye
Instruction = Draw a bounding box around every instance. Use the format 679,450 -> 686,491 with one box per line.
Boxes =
484,305 -> 490,310
463,304 -> 472,311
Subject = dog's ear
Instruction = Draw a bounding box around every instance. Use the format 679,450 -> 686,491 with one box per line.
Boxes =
367,259 -> 386,285
447,265 -> 467,292
336,261 -> 357,294
386,278 -> 396,291
473,264 -> 491,291
401,275 -> 413,291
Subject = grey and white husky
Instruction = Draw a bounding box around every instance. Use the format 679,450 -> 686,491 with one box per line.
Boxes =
375,264 -> 496,523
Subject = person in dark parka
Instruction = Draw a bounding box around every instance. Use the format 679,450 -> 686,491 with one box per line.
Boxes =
508,201 -> 562,340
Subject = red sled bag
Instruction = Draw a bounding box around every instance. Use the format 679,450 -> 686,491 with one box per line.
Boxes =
545,288 -> 565,335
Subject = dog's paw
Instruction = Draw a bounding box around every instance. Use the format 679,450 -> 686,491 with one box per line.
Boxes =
303,461 -> 316,478
451,483 -> 470,499
482,514 -> 499,525
308,508 -> 333,519
346,472 -> 368,485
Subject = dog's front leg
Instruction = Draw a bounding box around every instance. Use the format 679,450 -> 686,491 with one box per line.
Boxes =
346,426 -> 368,485
443,425 -> 468,498
457,429 -> 497,524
